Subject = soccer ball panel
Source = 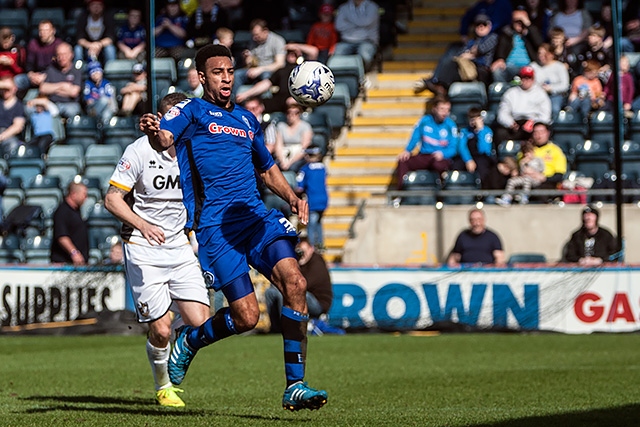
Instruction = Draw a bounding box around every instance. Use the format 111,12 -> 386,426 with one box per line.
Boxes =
288,61 -> 336,107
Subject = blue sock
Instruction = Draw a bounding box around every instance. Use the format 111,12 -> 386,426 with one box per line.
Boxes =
281,306 -> 309,386
186,307 -> 237,350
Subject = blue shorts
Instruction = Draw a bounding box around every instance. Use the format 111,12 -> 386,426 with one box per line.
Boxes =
197,209 -> 298,291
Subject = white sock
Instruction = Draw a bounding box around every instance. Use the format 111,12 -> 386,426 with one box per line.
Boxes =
146,340 -> 171,391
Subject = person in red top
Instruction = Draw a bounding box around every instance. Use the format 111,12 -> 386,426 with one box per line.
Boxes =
0,27 -> 28,92
284,4 -> 338,64
603,54 -> 635,115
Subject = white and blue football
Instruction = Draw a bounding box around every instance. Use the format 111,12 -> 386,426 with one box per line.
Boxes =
288,61 -> 335,107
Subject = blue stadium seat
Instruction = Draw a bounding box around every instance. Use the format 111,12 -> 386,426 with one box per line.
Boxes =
440,170 -> 481,205
401,170 -> 441,205
0,9 -> 29,42
66,115 -> 101,140
496,140 -> 521,160
487,82 -> 509,115
46,144 -> 85,169
448,82 -> 487,125
84,144 -> 122,167
29,8 -> 65,37
574,139 -> 612,179
621,140 -> 640,180
552,110 -> 586,166
507,253 -> 547,264
327,55 -> 365,100
21,235 -> 52,265
589,110 -> 624,146
629,110 -> 640,144
0,234 -> 25,264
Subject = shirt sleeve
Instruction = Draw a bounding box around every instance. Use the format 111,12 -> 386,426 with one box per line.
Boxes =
159,98 -> 194,144
251,116 -> 275,172
109,142 -> 143,191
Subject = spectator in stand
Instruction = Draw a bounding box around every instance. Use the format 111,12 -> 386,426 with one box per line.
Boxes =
0,77 -> 26,155
395,96 -> 458,190
243,96 -> 277,155
459,0 -> 513,38
186,0 -> 229,50
25,20 -> 63,90
549,0 -> 592,54
495,140 -> 545,206
214,27 -> 243,68
446,208 -> 505,267
623,0 -> 640,52
484,156 -> 518,192
603,55 -> 634,116
265,237 -> 340,335
83,61 -> 117,123
39,42 -> 82,119
334,0 -> 380,71
563,205 -> 618,266
566,59 -> 604,120
296,147 -> 328,249
516,0 -> 551,42
119,63 -> 147,116
598,3 -> 634,53
116,8 -> 146,62
233,19 -> 286,99
530,122 -> 566,191
491,8 -> 544,83
549,27 -> 573,75
574,24 -> 613,82
285,4 -> 338,65
50,182 -> 89,266
24,96 -> 59,155
74,0 -> 117,64
182,66 -> 203,98
531,43 -> 570,120
415,14 -> 498,95
235,47 -> 299,113
494,65 -> 551,145
453,107 -> 495,187
0,27 -> 27,93
275,102 -> 313,173
154,0 -> 189,61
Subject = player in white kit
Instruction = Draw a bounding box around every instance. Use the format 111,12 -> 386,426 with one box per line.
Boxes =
104,93 -> 210,407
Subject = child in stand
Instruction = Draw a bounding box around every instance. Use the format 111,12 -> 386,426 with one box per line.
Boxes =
496,141 -> 545,206
25,95 -> 59,154
603,54 -> 635,116
567,59 -> 605,119
296,147 -> 328,250
285,4 -> 338,64
83,61 -> 117,123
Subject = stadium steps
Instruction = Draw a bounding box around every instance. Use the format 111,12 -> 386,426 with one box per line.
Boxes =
322,0 -> 474,263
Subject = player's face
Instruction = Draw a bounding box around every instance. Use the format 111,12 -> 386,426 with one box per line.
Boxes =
200,56 -> 234,107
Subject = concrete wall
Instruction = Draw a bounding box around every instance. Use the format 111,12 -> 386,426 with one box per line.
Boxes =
342,204 -> 640,265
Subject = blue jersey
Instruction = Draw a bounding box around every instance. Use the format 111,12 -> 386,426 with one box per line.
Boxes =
83,78 -> 115,105
405,115 -> 459,159
296,161 -> 328,212
160,98 -> 275,231
458,126 -> 493,163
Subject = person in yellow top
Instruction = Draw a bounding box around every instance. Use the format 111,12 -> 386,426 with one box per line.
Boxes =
179,0 -> 199,17
530,121 -> 567,189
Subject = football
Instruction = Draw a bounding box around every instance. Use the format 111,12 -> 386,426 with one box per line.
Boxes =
288,61 -> 335,107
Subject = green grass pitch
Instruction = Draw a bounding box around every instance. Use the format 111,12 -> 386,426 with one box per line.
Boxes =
1,333 -> 639,426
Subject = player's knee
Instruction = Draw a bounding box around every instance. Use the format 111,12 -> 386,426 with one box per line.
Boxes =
233,307 -> 260,332
148,323 -> 171,347
283,270 -> 307,299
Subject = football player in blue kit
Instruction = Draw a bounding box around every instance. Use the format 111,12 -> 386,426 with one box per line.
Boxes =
142,44 -> 328,411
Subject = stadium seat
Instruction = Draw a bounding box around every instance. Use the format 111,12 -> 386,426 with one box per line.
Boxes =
104,59 -> 137,81
177,57 -> 195,81
66,115 -> 101,140
8,159 -> 45,184
88,225 -> 119,250
45,166 -> 81,189
314,83 -> 350,136
102,115 -> 139,143
507,253 -> 547,264
0,9 -> 29,42
327,55 -> 365,100
152,57 -> 177,83
589,110 -> 624,146
573,139 -> 612,179
448,82 -> 487,123
46,144 -> 85,169
629,110 -> 640,144
440,170 -> 481,205
496,140 -> 521,160
0,158 -> 7,175
233,30 -> 252,50
7,144 -> 42,160
303,110 -> 332,145
487,82 -> 509,115
401,170 -> 441,205
21,235 -> 52,265
621,140 -> 640,179
87,202 -> 119,228
0,234 -> 25,264
84,165 -> 118,194
590,170 -> 638,204
552,110 -> 586,166
84,144 -> 123,167
1,189 -> 23,218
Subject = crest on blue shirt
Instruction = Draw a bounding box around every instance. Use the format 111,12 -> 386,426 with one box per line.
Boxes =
165,106 -> 180,120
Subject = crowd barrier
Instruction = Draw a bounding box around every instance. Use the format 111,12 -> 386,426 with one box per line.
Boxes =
2,265 -> 639,335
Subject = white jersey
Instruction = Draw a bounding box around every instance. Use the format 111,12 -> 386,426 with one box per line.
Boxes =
109,136 -> 188,248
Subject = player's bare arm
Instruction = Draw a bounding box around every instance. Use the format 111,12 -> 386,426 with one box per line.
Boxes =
261,164 -> 309,225
104,185 -> 166,245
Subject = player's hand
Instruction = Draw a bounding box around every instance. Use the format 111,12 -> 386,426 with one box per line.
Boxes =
140,113 -> 159,136
139,222 -> 166,245
290,197 -> 309,225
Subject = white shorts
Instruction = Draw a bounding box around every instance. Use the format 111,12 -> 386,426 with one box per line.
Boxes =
124,243 -> 210,323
